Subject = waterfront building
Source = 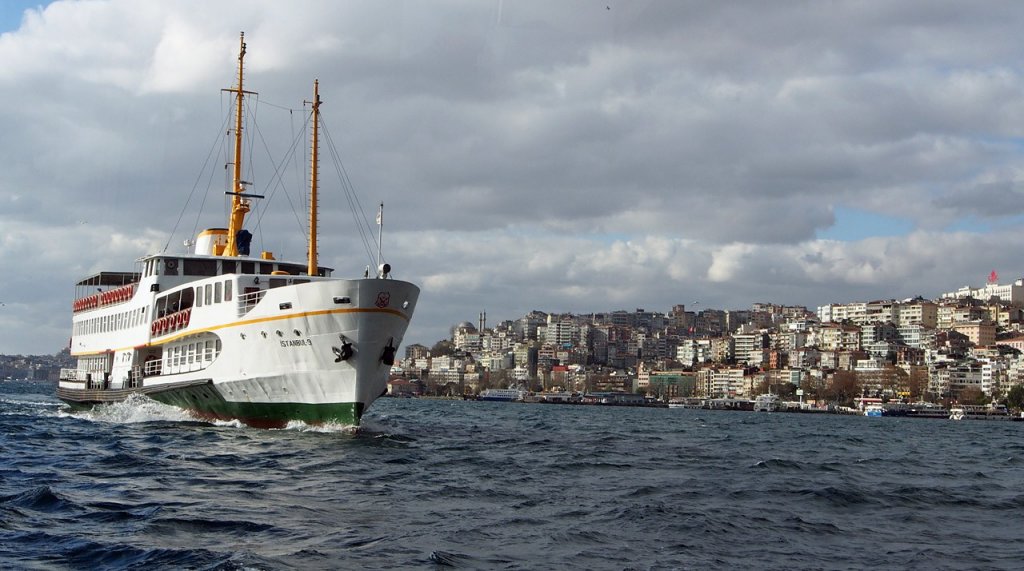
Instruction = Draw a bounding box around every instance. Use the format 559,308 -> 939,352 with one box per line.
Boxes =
815,323 -> 861,352
790,347 -> 821,369
732,331 -> 769,364
516,311 -> 548,341
647,370 -> 696,398
996,334 -> 1024,353
897,323 -> 935,350
695,367 -> 745,398
896,300 -> 938,328
951,321 -> 996,348
937,301 -> 989,330
694,309 -> 727,337
942,278 -> 1024,307
452,321 -> 481,352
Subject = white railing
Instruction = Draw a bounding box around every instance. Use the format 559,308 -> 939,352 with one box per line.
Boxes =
59,368 -> 83,381
238,289 -> 266,317
143,359 -> 163,377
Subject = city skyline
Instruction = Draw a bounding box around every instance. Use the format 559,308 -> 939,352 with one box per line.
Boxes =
4,2 -> 1024,354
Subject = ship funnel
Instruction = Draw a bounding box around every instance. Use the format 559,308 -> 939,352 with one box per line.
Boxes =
195,228 -> 229,256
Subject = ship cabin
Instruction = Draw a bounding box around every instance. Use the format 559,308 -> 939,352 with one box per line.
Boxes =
68,249 -> 338,388
140,252 -> 335,324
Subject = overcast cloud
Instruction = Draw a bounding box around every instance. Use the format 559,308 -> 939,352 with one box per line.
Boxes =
3,0 -> 1024,354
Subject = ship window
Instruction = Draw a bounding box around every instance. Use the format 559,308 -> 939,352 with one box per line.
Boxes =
269,278 -> 288,289
258,263 -> 272,275
180,287 -> 194,310
215,282 -> 222,304
184,259 -> 217,276
164,258 -> 179,276
224,280 -> 232,301
204,284 -> 212,305
241,261 -> 255,274
195,287 -> 203,308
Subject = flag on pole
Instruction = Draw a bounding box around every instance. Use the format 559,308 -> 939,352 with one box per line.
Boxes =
376,203 -> 383,225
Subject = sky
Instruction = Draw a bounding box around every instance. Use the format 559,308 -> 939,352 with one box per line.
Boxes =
3,1 -> 1024,355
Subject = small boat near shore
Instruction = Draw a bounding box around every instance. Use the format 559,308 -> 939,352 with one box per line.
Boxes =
949,404 -> 1010,421
753,393 -> 784,412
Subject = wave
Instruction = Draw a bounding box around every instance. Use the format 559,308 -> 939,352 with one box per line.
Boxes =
59,393 -> 200,425
1,485 -> 79,514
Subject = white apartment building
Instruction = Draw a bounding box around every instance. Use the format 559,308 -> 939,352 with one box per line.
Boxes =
896,301 -> 938,328
943,279 -> 1024,307
696,367 -> 745,397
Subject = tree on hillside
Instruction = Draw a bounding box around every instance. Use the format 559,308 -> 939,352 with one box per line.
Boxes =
1006,384 -> 1024,410
826,370 -> 860,407
906,366 -> 928,402
879,365 -> 908,401
958,386 -> 988,406
431,339 -> 454,357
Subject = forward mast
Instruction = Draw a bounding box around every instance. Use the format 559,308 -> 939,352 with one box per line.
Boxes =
224,31 -> 258,257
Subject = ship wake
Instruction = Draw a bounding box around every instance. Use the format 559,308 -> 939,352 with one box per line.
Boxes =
60,393 -> 203,425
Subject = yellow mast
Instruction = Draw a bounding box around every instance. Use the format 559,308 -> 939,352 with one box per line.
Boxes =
224,32 -> 252,257
307,80 -> 321,276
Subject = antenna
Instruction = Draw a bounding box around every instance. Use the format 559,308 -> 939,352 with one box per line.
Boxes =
376,202 -> 383,274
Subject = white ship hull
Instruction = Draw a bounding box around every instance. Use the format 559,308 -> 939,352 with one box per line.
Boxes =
60,274 -> 419,427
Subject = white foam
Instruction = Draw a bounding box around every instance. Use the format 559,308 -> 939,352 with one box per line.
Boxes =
278,419 -> 358,433
62,393 -> 199,425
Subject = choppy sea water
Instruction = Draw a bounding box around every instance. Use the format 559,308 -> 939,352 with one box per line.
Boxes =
3,380 -> 1024,570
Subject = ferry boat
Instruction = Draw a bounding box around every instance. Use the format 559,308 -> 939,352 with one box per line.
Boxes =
57,34 -> 419,428
753,393 -> 784,412
863,403 -> 885,417
949,404 -> 1010,421
477,388 -> 526,402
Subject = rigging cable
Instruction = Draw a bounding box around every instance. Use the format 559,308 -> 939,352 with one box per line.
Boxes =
319,114 -> 377,265
161,111 -> 233,253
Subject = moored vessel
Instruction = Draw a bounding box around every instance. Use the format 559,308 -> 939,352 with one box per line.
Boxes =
753,393 -> 783,412
477,388 -> 526,402
57,33 -> 419,428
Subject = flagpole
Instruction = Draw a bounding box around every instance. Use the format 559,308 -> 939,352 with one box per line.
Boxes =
376,202 -> 383,274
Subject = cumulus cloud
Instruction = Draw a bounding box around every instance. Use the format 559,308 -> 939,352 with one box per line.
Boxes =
3,0 -> 1024,353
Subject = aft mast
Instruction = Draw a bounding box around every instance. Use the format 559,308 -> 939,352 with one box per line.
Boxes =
307,80 -> 321,276
224,32 -> 258,257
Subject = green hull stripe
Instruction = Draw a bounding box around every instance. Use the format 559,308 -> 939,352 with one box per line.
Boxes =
148,382 -> 365,428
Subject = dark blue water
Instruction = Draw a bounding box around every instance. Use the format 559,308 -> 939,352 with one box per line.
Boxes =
3,379 -> 1024,570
